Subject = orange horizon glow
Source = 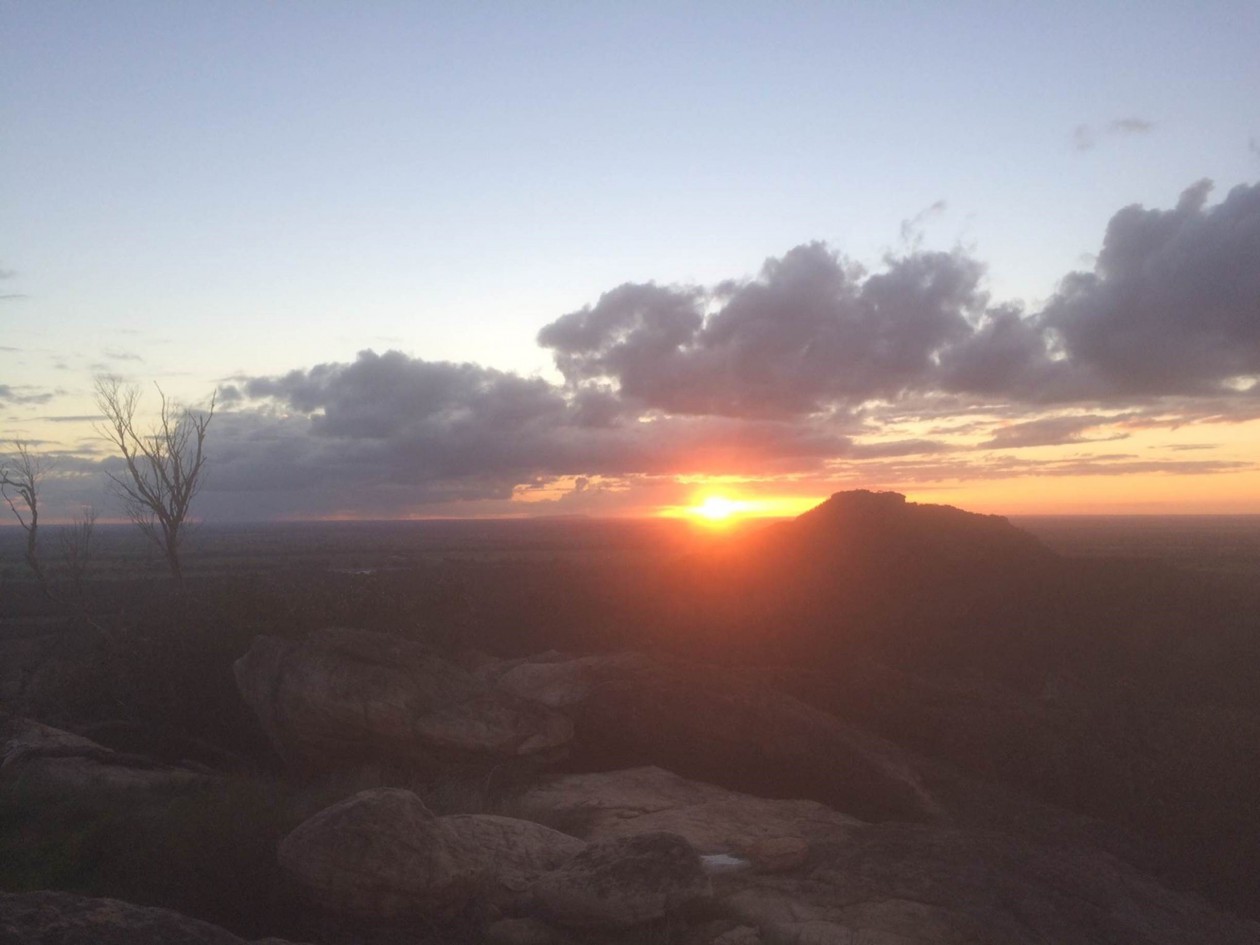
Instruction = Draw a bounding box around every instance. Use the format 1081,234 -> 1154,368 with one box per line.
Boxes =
659,492 -> 820,525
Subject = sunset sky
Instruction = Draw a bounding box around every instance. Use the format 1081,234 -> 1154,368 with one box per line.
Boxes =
3,2 -> 1260,521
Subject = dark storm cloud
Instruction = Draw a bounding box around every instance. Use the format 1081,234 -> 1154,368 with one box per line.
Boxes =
539,242 -> 984,417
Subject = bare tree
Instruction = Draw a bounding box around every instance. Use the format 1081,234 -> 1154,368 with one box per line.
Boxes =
94,377 -> 216,581
58,504 -> 98,598
1,438 -> 48,582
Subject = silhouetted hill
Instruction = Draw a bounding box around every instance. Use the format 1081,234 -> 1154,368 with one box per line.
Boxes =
662,491 -> 1068,677
766,489 -> 1054,565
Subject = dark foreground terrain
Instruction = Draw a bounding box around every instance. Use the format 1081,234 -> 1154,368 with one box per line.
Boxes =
2,495 -> 1259,944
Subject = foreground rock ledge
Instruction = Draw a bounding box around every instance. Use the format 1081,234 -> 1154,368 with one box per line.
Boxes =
0,890 -> 303,945
2,719 -> 210,793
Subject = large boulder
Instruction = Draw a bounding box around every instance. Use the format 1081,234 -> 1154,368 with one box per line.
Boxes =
278,788 -> 584,919
2,719 -> 210,793
516,766 -> 856,861
278,788 -> 476,919
233,628 -> 573,771
0,890 -> 304,944
532,832 -> 708,929
486,652 -> 940,823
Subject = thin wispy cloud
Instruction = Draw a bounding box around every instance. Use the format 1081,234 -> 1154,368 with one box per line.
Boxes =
1073,117 -> 1156,151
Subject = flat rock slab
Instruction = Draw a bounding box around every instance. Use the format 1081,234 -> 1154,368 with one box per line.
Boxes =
517,766 -> 857,860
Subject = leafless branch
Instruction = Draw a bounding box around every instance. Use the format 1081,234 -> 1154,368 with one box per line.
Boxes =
94,376 -> 216,581
1,438 -> 49,582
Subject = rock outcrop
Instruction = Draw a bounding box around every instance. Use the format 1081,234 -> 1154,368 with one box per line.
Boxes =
483,651 -> 940,823
720,822 -> 1260,945
278,788 -> 583,919
1,719 -> 210,792
0,890 -> 304,944
516,766 -> 856,860
532,832 -> 708,929
233,628 -> 573,771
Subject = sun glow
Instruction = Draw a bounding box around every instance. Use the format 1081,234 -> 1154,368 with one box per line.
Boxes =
657,490 -> 818,524
693,495 -> 747,521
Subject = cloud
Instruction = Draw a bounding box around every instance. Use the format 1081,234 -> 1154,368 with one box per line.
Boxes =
978,415 -> 1128,450
539,242 -> 985,418
899,200 -> 947,248
1073,117 -> 1156,151
0,385 -> 55,406
228,349 -> 852,514
1109,117 -> 1154,135
36,177 -> 1256,520
540,180 -> 1260,415
103,348 -> 144,363
1041,180 -> 1260,396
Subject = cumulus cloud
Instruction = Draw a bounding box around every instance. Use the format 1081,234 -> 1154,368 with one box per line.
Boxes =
539,242 -> 985,418
1042,180 -> 1260,396
226,349 -> 854,512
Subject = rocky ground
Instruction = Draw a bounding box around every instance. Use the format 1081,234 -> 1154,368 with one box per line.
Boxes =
5,627 -> 1258,944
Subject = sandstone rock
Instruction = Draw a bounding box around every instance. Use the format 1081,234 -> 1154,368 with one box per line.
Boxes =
0,890 -> 304,944
493,653 -> 939,823
533,832 -> 708,929
233,628 -> 572,771
278,788 -> 479,919
2,719 -> 209,792
278,788 -> 585,919
516,766 -> 856,857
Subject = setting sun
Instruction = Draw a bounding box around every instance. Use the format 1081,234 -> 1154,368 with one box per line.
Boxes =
693,495 -> 746,521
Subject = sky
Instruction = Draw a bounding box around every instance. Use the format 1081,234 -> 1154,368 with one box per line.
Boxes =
2,1 -> 1260,522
